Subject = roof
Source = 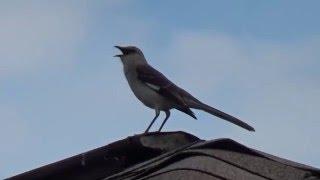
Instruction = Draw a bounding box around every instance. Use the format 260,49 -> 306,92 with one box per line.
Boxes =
6,131 -> 320,180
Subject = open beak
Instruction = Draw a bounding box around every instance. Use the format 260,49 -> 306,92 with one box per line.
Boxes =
114,46 -> 124,57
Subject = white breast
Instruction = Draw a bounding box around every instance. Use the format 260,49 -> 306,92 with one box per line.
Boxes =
123,66 -> 172,110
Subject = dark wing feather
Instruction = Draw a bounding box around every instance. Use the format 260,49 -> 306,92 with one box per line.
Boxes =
136,64 -> 197,119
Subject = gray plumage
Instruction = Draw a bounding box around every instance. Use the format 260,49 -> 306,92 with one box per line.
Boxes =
114,45 -> 255,132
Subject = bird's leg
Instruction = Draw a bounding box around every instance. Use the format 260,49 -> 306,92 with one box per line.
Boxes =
144,109 -> 160,133
158,110 -> 170,132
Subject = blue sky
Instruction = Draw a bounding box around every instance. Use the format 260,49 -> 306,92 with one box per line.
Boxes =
1,0 -> 320,178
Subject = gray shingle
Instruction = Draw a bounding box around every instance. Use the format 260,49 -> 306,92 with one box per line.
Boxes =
6,132 -> 320,180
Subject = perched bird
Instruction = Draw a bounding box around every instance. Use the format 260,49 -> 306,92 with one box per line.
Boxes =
114,46 -> 255,133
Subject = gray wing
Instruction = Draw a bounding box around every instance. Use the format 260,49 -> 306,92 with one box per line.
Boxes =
136,64 -> 197,119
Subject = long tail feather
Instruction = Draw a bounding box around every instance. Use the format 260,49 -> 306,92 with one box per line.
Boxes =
191,101 -> 255,131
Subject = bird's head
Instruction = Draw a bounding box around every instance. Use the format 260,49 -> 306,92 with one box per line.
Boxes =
114,46 -> 144,58
114,46 -> 146,65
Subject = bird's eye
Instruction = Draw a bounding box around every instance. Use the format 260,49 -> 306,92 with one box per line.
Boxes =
126,49 -> 136,54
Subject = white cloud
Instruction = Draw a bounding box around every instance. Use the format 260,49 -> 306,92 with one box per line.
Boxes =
0,104 -> 29,152
0,1 -> 87,79
161,31 -> 320,167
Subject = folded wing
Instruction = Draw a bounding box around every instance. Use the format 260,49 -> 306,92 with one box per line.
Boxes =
136,64 -> 197,119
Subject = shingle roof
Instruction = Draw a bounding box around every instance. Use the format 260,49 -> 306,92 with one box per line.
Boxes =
6,131 -> 320,180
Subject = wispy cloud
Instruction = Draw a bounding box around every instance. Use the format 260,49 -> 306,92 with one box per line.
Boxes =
0,1 -> 87,79
0,104 -> 29,151
160,31 -> 320,167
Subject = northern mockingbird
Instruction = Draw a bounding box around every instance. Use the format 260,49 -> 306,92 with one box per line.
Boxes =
114,45 -> 255,133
